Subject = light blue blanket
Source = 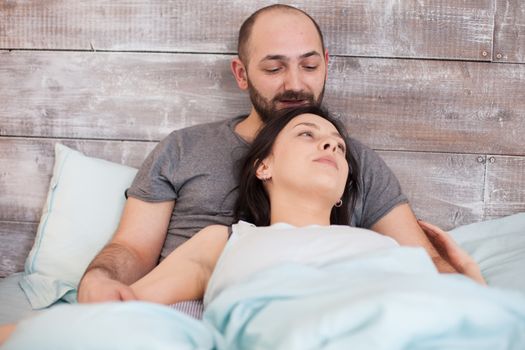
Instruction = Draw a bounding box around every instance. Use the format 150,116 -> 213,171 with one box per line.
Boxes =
3,248 -> 525,349
206,247 -> 525,349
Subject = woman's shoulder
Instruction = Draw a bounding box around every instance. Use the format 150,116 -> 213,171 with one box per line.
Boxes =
231,221 -> 397,244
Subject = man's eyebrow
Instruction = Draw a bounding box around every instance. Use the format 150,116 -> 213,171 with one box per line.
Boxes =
293,122 -> 345,141
261,54 -> 288,62
261,50 -> 322,63
299,50 -> 322,59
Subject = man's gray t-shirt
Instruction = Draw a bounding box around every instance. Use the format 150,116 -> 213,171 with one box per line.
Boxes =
126,115 -> 408,260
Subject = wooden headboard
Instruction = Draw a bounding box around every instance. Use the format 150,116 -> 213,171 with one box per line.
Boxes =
1,1 -> 524,277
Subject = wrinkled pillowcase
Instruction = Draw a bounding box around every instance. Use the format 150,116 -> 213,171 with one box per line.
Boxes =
20,143 -> 137,309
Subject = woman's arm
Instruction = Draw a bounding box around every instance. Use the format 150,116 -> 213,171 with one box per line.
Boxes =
0,226 -> 228,346
0,323 -> 16,346
130,225 -> 229,304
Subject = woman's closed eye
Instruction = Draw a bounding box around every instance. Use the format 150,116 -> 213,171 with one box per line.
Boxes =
298,130 -> 314,138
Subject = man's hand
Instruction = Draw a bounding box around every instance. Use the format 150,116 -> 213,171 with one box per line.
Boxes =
78,269 -> 137,303
77,198 -> 175,303
371,203 -> 457,273
418,220 -> 486,285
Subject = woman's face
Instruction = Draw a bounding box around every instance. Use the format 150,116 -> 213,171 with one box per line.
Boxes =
260,113 -> 349,203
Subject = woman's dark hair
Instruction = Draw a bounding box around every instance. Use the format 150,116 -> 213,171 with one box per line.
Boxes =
234,105 -> 360,226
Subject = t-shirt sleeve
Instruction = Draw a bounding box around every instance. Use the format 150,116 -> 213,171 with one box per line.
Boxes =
126,132 -> 180,202
349,138 -> 408,228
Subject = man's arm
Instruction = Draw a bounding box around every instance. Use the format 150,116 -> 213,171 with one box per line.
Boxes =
418,220 -> 486,285
78,197 -> 175,302
371,203 -> 457,273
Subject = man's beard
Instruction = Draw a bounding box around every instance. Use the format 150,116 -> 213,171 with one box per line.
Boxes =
247,80 -> 325,123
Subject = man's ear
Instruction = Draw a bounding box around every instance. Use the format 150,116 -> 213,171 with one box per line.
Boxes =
231,57 -> 249,90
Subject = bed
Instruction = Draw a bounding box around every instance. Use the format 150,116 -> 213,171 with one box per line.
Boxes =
2,211 -> 525,349
1,0 -> 525,348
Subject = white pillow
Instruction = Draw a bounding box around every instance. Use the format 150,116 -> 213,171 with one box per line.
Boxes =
20,143 -> 138,309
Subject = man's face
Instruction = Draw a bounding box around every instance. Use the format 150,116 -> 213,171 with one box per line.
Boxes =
244,11 -> 328,122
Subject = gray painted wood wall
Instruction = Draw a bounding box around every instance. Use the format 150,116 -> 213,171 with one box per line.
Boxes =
1,0 -> 524,277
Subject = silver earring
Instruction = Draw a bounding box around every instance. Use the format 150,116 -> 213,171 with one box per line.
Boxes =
335,199 -> 343,207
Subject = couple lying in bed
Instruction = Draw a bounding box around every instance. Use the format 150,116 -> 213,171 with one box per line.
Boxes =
2,106 -> 524,349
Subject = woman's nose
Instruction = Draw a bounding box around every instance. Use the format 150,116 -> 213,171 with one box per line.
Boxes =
321,139 -> 337,152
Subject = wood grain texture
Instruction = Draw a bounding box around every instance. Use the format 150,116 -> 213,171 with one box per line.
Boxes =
1,149 -> 522,274
484,155 -> 525,219
379,151 -> 486,230
1,51 -> 523,155
312,0 -> 494,60
0,0 -> 494,60
0,221 -> 37,277
327,56 -> 525,156
0,50 -> 249,142
0,137 -> 155,223
0,136 -> 496,230
1,0 -> 524,278
494,0 -> 525,63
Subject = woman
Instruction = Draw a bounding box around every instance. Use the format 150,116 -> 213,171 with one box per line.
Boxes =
1,106 -> 497,348
128,105 -> 364,305
129,105 -> 484,306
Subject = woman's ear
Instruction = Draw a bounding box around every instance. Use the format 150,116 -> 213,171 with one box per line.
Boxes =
255,159 -> 272,181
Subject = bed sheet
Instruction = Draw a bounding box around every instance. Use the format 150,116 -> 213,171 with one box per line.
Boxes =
4,247 -> 525,350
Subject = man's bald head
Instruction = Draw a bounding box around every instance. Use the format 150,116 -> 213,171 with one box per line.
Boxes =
237,4 -> 326,65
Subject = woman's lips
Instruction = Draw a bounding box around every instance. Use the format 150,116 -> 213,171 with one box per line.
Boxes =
314,156 -> 338,169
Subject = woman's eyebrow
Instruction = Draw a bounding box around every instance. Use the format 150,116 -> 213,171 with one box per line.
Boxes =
293,122 -> 320,130
292,122 -> 344,141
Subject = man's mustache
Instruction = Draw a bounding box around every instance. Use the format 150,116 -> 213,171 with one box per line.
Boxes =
272,90 -> 315,103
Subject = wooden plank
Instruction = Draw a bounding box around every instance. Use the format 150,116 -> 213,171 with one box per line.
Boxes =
0,137 -> 156,223
0,221 -> 37,277
0,0 -> 494,60
327,56 -> 525,156
0,135 -> 490,229
494,0 -> 525,63
0,156 -> 521,277
379,151 -> 486,230
484,155 -> 525,219
0,50 -> 250,142
1,51 -> 524,155
313,0 -> 494,61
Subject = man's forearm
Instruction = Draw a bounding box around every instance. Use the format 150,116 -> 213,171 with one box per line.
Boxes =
370,204 -> 459,274
430,253 -> 457,273
81,242 -> 151,285
421,233 -> 458,273
417,229 -> 458,273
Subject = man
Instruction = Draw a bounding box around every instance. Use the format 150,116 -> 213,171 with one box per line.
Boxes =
79,4 -> 455,302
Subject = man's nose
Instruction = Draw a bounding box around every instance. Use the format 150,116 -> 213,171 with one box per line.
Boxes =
283,67 -> 304,91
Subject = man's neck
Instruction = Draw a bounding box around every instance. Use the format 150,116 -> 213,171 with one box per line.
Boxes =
234,108 -> 263,144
